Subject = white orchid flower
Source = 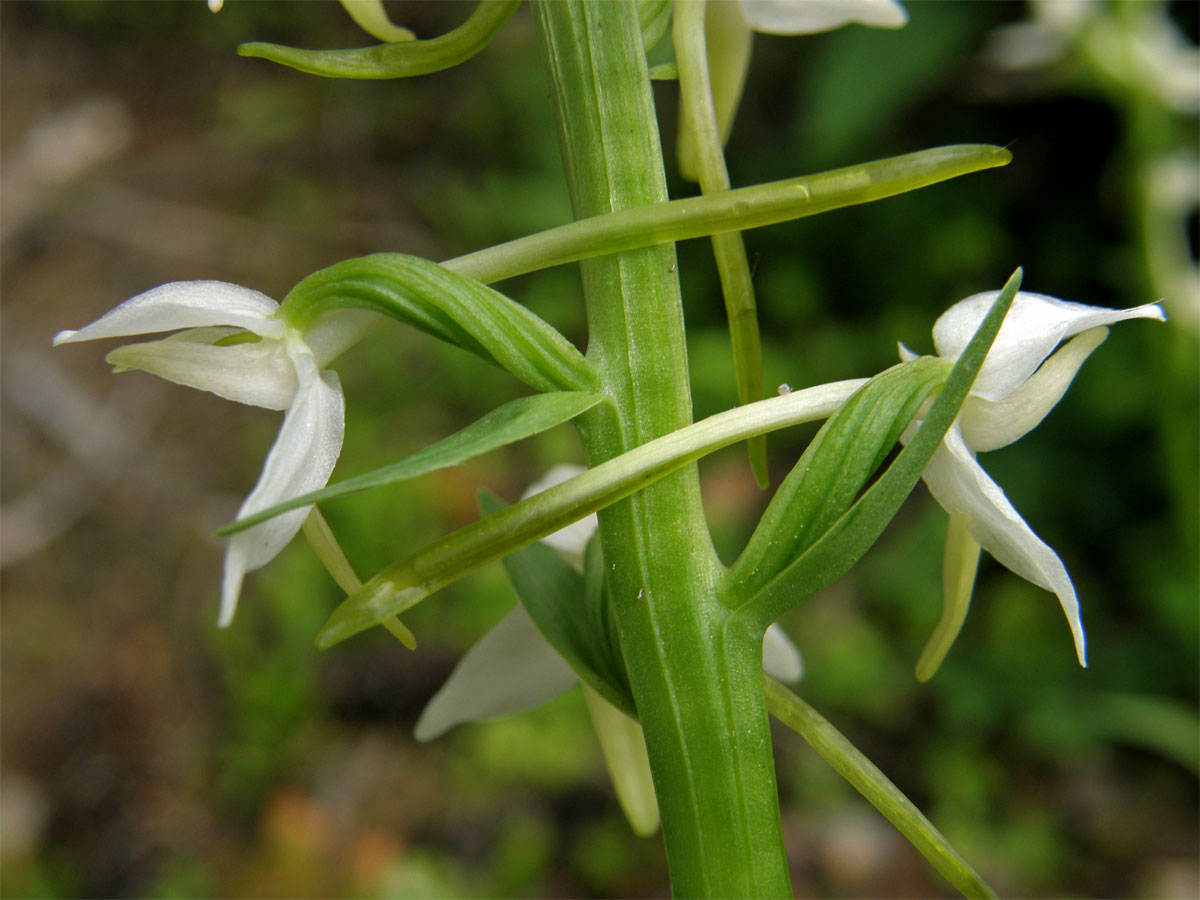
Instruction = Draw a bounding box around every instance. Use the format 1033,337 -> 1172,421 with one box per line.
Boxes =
54,281 -> 374,627
415,464 -> 804,835
677,0 -> 907,180
900,291 -> 1165,679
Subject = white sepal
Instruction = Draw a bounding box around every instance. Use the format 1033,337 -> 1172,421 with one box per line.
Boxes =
958,326 -> 1108,452
414,603 -> 579,742
522,463 -> 598,559
105,329 -> 297,411
219,333 -> 345,626
919,423 -> 1086,666
763,623 -> 804,683
52,281 -> 284,345
932,291 -> 1164,401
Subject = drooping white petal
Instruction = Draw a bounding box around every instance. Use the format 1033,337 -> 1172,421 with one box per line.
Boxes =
959,326 -> 1108,452
932,291 -> 1165,401
105,329 -> 297,410
219,333 -> 345,626
920,424 -> 1086,666
414,603 -> 580,742
53,281 -> 285,346
763,623 -> 804,682
739,0 -> 907,35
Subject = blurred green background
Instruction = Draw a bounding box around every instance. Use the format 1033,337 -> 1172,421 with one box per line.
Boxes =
1,1 -> 1196,897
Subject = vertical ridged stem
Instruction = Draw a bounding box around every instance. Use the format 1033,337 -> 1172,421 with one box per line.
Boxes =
531,2 -> 791,895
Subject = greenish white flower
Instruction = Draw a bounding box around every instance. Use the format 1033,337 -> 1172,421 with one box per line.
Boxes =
54,282 -> 373,627
900,290 -> 1165,679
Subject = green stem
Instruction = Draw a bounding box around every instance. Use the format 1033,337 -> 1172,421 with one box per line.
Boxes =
674,0 -> 768,485
533,2 -> 790,895
764,677 -> 998,899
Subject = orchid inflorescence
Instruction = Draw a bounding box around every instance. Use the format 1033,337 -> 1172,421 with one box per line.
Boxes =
50,0 -> 1175,894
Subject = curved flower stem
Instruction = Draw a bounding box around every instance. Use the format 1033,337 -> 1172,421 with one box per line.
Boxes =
238,0 -> 521,79
764,676 -> 998,900
674,0 -> 768,485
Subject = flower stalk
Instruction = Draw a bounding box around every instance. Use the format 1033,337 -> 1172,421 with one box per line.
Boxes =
532,2 -> 789,894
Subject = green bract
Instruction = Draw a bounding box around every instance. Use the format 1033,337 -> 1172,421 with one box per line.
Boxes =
280,253 -> 598,394
725,355 -> 950,607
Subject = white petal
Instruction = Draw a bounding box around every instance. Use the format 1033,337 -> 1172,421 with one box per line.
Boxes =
959,326 -> 1107,452
414,604 -> 580,741
932,291 -> 1164,401
523,464 -> 598,558
105,329 -> 297,410
219,333 -> 344,626
739,0 -> 907,34
763,623 -> 804,682
921,424 -> 1086,666
53,281 -> 285,346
